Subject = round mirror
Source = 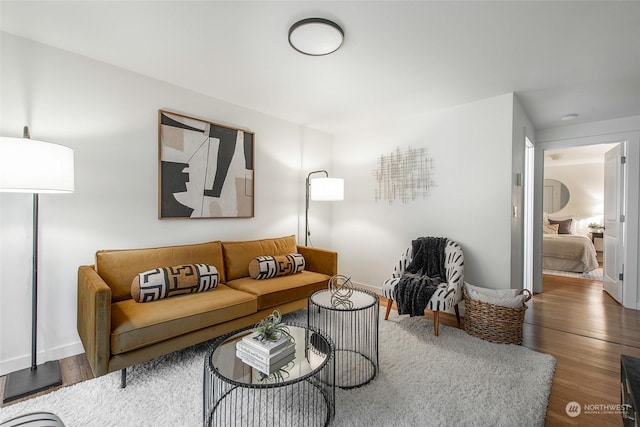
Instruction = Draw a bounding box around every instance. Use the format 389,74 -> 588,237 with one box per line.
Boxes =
543,179 -> 570,214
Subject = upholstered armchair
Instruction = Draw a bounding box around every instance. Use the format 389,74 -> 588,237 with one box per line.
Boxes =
381,239 -> 464,336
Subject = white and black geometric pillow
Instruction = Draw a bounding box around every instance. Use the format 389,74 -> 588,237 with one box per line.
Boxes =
131,264 -> 219,303
248,253 -> 306,280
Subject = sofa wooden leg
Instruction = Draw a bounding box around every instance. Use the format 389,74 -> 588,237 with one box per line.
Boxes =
384,299 -> 393,320
454,304 -> 461,325
120,368 -> 126,388
433,311 -> 440,336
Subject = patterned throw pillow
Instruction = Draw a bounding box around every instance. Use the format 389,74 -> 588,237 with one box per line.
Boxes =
248,254 -> 305,280
543,224 -> 559,234
131,264 -> 219,303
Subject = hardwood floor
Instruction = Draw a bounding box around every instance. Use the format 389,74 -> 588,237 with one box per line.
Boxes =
2,275 -> 639,427
524,275 -> 640,426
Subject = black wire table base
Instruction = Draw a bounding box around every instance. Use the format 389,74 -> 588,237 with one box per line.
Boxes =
205,379 -> 332,427
308,288 -> 379,389
203,324 -> 335,427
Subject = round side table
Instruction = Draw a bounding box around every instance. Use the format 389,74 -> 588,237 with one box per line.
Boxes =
204,323 -> 335,426
308,288 -> 379,388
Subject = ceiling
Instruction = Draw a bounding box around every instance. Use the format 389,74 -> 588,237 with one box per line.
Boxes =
545,143 -> 619,167
1,1 -> 640,135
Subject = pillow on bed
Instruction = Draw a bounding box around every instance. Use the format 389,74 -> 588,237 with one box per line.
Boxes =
543,224 -> 559,234
549,218 -> 573,234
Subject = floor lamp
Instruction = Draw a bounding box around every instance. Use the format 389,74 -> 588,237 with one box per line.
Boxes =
305,170 -> 344,246
0,126 -> 74,403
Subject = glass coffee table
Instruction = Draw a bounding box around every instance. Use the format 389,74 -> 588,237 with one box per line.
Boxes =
203,323 -> 335,427
308,288 -> 379,388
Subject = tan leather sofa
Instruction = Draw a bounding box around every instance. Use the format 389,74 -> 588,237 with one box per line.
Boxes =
77,235 -> 337,385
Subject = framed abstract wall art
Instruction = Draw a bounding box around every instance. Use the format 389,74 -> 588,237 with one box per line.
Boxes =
158,110 -> 254,218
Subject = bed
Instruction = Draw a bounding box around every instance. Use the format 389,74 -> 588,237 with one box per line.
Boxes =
542,233 -> 599,273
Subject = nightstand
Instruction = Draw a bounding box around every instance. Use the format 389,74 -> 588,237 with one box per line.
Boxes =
591,231 -> 604,262
591,231 -> 604,244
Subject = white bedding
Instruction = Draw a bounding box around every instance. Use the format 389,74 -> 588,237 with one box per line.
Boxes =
542,234 -> 599,273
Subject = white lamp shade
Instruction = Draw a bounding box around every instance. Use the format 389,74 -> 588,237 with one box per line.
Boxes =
310,177 -> 344,201
0,136 -> 75,193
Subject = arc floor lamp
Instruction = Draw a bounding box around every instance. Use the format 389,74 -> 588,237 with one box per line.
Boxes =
305,170 -> 344,246
0,126 -> 74,403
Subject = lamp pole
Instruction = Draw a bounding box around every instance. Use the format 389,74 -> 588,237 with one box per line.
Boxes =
2,126 -> 65,403
305,170 -> 329,246
24,126 -> 40,372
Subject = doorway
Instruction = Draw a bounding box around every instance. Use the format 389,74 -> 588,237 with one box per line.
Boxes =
541,143 -> 616,285
532,132 -> 639,309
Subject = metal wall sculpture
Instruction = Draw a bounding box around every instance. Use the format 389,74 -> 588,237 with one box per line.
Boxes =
374,147 -> 435,204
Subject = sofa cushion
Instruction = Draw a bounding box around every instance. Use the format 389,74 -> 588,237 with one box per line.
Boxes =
131,264 -> 219,302
222,235 -> 298,281
248,254 -> 305,280
226,270 -> 329,310
96,241 -> 225,303
110,284 -> 257,355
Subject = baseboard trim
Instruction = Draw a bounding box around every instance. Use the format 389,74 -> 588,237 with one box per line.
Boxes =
0,341 -> 84,377
352,280 -> 382,296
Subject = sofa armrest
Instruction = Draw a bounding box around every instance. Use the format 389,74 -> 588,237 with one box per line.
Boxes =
297,246 -> 338,276
77,265 -> 112,377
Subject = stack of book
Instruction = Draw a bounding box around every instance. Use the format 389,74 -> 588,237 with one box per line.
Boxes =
236,332 -> 296,374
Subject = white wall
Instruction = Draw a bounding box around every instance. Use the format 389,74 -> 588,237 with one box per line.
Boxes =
330,94 -> 516,293
537,116 -> 640,143
544,162 -> 605,235
0,33 -> 333,375
299,127 -> 335,249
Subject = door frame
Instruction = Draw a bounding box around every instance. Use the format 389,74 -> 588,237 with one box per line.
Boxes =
523,137 -> 535,293
532,131 -> 639,309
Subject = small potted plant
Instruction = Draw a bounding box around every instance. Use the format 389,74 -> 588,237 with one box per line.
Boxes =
254,309 -> 294,344
588,222 -> 603,233
258,361 -> 295,383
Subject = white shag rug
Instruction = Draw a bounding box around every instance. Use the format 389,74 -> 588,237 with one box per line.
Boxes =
0,310 -> 556,427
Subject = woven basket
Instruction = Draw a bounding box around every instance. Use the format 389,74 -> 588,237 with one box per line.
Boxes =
463,288 -> 532,345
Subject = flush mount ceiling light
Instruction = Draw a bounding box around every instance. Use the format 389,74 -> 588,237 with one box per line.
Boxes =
288,18 -> 344,56
560,113 -> 579,121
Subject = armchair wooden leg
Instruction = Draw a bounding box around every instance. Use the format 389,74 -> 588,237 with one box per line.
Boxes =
384,299 -> 393,320
433,310 -> 440,336
454,304 -> 461,325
